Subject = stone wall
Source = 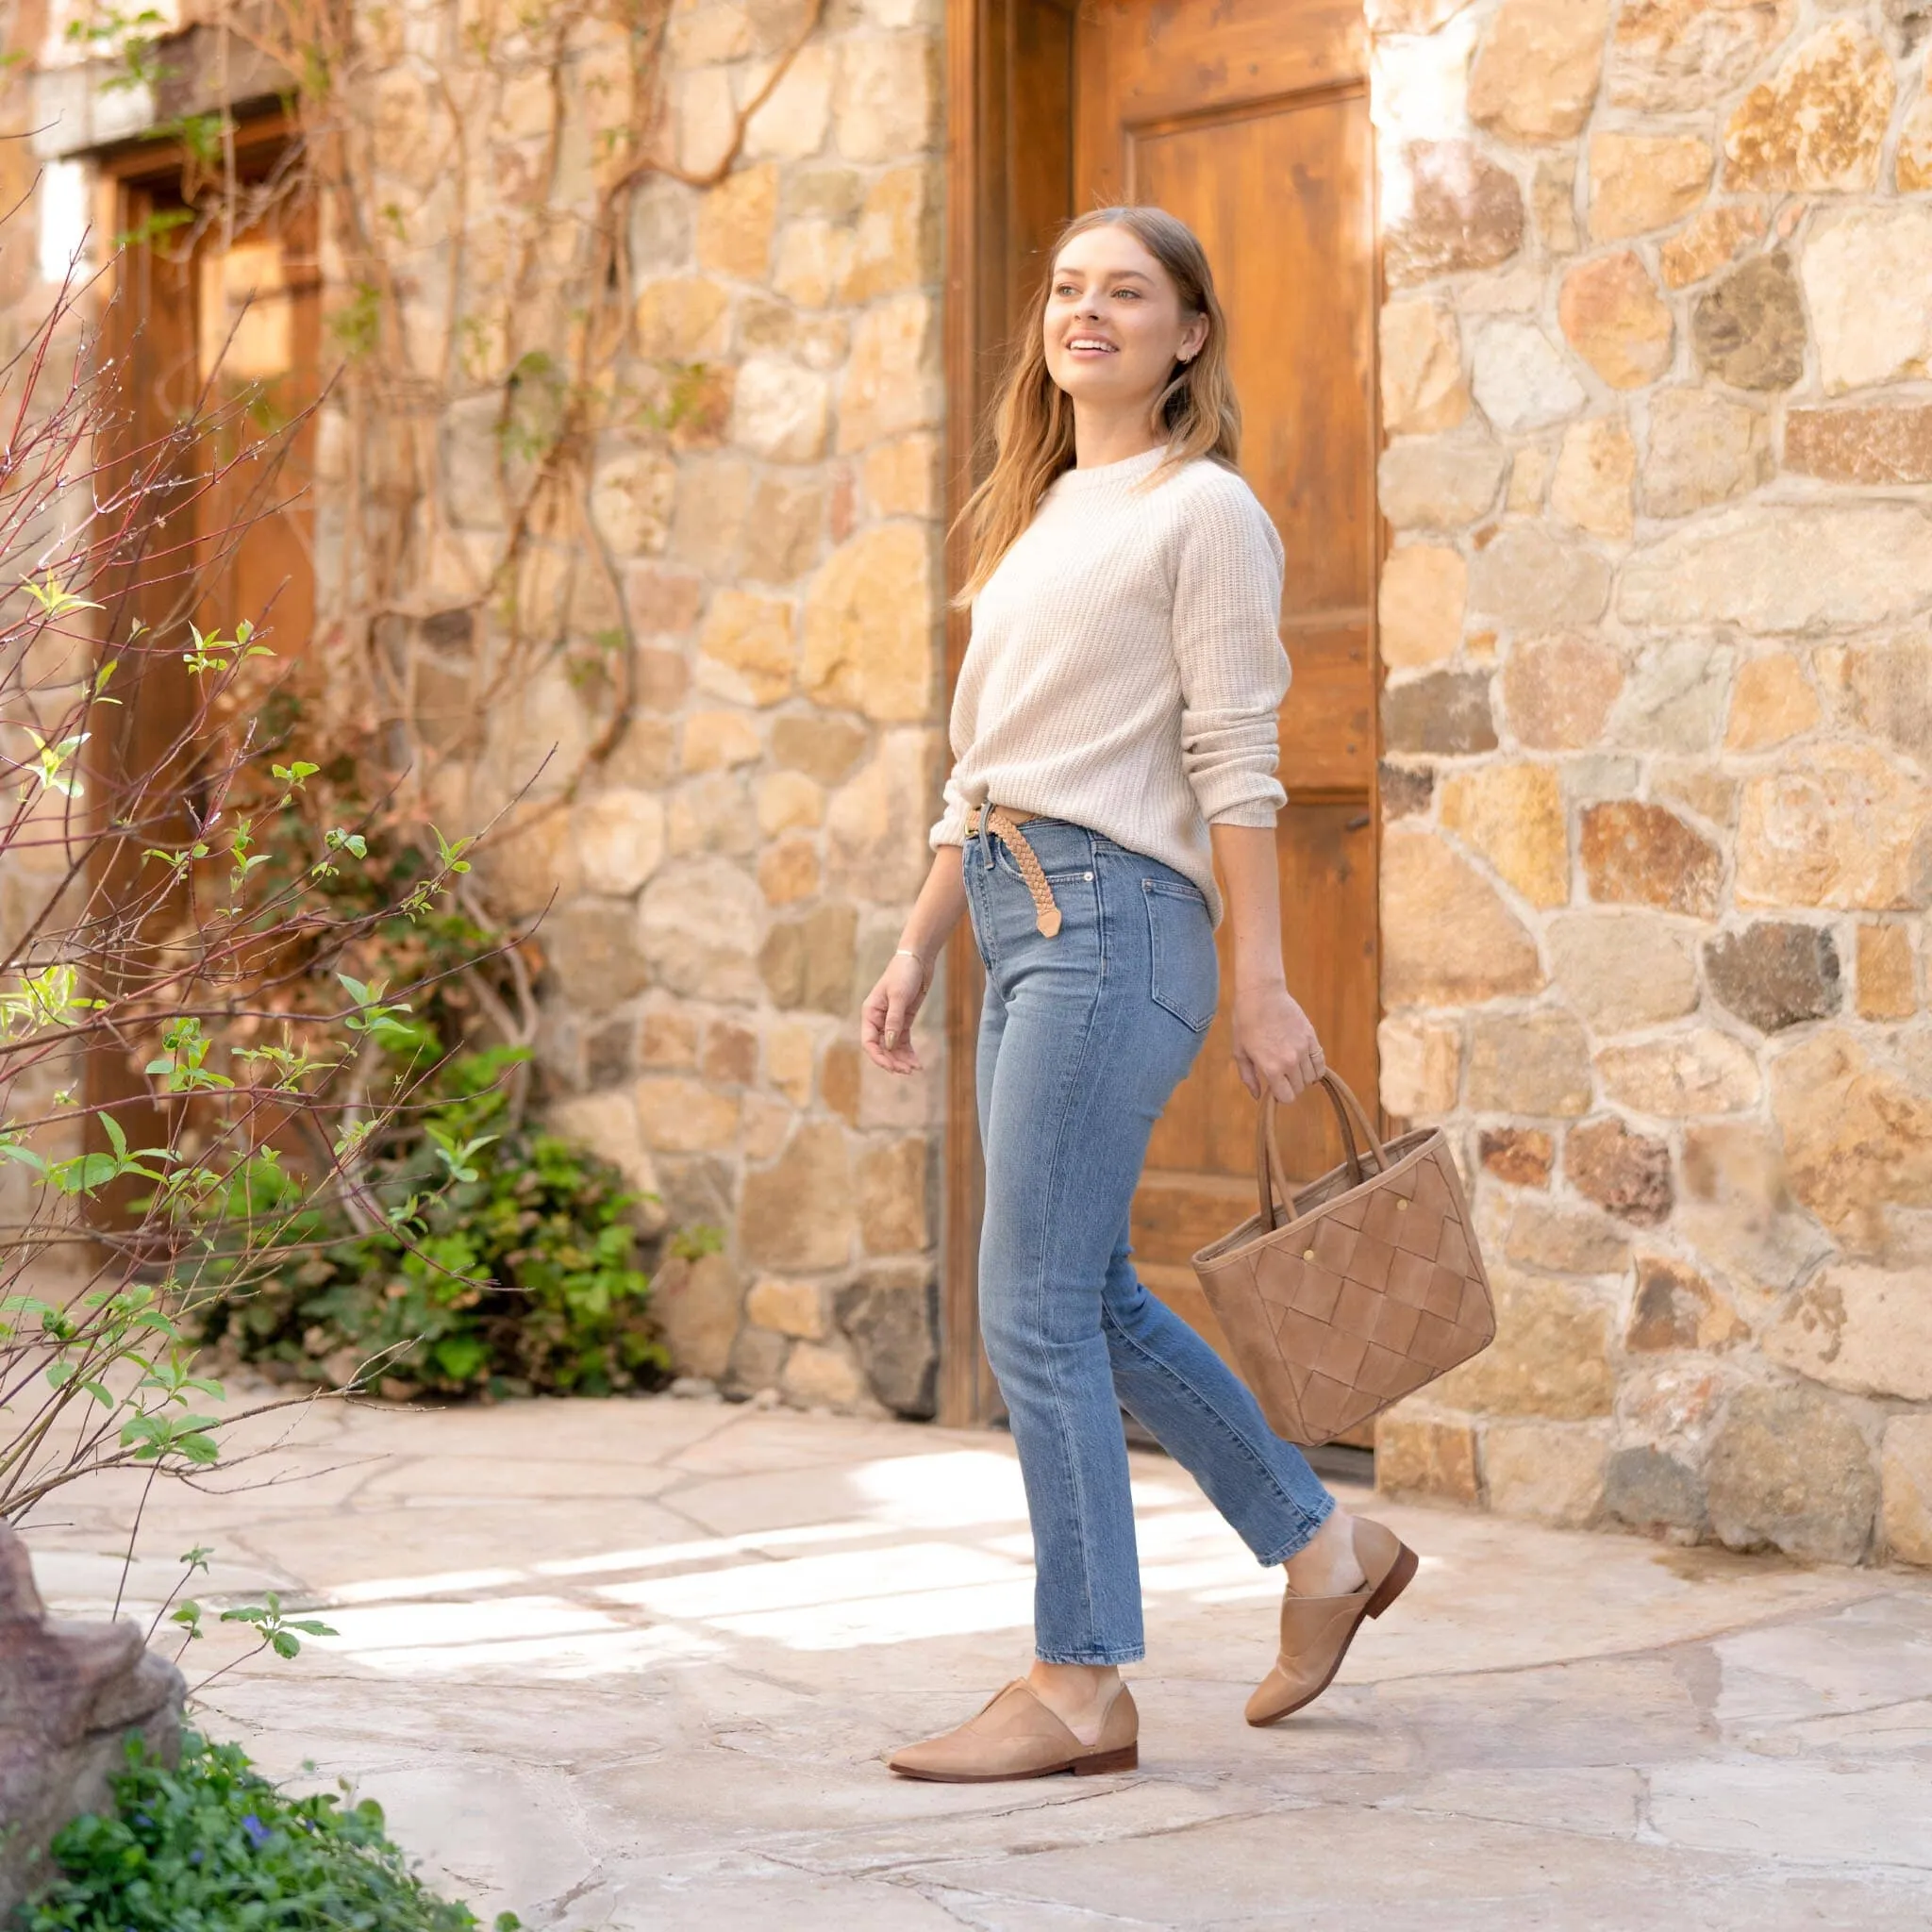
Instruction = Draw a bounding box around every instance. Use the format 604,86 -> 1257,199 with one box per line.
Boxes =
480,0 -> 951,1416
1370,0 -> 1932,1563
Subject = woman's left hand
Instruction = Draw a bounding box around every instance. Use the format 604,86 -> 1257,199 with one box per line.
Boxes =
1230,979 -> 1324,1104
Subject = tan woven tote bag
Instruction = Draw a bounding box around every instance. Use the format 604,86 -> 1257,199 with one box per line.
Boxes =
1190,1074 -> 1495,1447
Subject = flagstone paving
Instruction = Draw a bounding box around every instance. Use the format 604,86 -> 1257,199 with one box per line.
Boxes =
22,1389 -> 1932,1929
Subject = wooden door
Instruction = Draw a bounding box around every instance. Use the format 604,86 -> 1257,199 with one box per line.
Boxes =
941,0 -> 1380,1419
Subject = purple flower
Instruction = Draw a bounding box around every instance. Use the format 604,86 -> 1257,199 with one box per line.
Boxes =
241,1813 -> 271,1847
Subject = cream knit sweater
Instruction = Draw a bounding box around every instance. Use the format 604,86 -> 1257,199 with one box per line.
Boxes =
930,444 -> 1289,923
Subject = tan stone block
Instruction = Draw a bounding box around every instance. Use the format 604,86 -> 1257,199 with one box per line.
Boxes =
1375,1412 -> 1480,1505
1588,132 -> 1712,242
840,163 -> 939,304
1381,830 -> 1546,1008
1533,156 -> 1580,255
760,903 -> 858,1014
820,1037 -> 861,1124
667,773 -> 758,858
1658,203 -> 1768,290
741,1121 -> 855,1269
1468,526 -> 1612,634
681,709 -> 762,773
1900,89 -> 1932,193
1608,0 -> 1796,113
1379,440 -> 1507,530
1482,1422 -> 1608,1526
1707,1380 -> 1878,1564
1440,764 -> 1567,908
1550,417 -> 1634,541
741,1093 -> 793,1160
634,1074 -> 741,1153
695,162 -> 778,278
697,590 -> 794,708
1507,446 -> 1551,514
858,1134 -> 928,1254
650,1251 -> 741,1380
1881,1416 -> 1932,1566
732,357 -> 830,464
1377,1014 -> 1462,1118
1767,1263 -> 1932,1402
1377,546 -> 1465,670
625,571 -> 704,646
1724,656 -> 1818,753
635,275 -> 731,358
702,1019 -> 759,1087
1471,320 -> 1585,434
590,451 -> 675,558
1641,389 -> 1770,521
1691,252 -> 1805,392
833,33 -> 939,163
838,293 -> 941,451
1678,1118 -> 1831,1294
1596,1030 -> 1761,1116
641,1008 -> 700,1069
1558,253 -> 1674,391
744,40 -> 833,160
1737,746 -> 1931,912
1506,1198 -> 1627,1274
1469,1009 -> 1592,1116
1651,763 -> 1737,831
1468,0 -> 1609,144
1724,21 -> 1893,192
574,790 -> 667,897
741,475 -> 825,585
1580,801 -> 1722,918
1626,1255 -> 1745,1352
1857,924 -> 1917,1021
746,1275 -> 826,1341
1367,0 -> 1475,29
824,729 -> 940,903
1819,639 -> 1932,773
669,459 -> 753,576
773,712 -> 869,783
1501,633 -> 1622,751
1784,404 -> 1932,488
773,219 -> 856,308
1430,1270 -> 1615,1419
1379,302 -> 1467,437
862,434 -> 939,519
1549,912 -> 1699,1033
639,856 -> 766,1002
782,1340 -> 865,1408
475,806 -> 582,921
766,1020 -> 815,1106
1801,207 -> 1932,396
756,770 -> 823,838
758,838 -> 821,906
1386,140 -> 1525,287
1481,1127 -> 1554,1188
802,525 -> 936,721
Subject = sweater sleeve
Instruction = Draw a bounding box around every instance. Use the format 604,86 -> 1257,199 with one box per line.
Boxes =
1172,473 -> 1290,827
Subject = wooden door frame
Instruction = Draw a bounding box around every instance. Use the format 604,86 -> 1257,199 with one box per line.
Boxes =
936,0 -> 1386,1425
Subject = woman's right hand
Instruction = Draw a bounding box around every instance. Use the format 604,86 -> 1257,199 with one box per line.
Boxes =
861,951 -> 931,1074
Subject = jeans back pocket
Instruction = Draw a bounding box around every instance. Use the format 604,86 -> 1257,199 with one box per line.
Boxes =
1142,879 -> 1217,1033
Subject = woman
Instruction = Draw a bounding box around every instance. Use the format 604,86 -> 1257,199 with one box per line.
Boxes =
858,207 -> 1417,1782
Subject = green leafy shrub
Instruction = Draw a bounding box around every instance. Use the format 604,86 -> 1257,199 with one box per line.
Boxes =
18,1730 -> 519,1932
196,1047 -> 672,1399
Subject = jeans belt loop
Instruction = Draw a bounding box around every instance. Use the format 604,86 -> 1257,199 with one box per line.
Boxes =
968,805 -> 1061,939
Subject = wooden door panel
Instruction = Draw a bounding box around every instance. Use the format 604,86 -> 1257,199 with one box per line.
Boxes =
1279,622 -> 1374,789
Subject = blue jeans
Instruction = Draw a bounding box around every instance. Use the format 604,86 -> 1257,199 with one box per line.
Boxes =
964,814 -> 1335,1665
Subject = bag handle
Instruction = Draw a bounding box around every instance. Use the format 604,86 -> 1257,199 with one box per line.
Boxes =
1255,1073 -> 1393,1231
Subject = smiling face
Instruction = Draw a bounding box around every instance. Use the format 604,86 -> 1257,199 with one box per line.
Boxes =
1041,223 -> 1209,416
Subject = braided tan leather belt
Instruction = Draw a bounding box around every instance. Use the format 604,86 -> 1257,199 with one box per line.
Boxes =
967,805 -> 1062,937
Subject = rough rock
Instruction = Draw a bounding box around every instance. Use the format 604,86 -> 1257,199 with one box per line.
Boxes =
1705,1382 -> 1878,1564
1467,1008 -> 1593,1114
1705,924 -> 1840,1033
745,1275 -> 825,1342
1501,633 -> 1623,749
1470,320 -> 1586,432
1482,1422 -> 1607,1526
1881,1417 -> 1932,1566
1620,505 -> 1932,632
697,591 -> 796,706
1798,207 -> 1932,394
634,1074 -> 741,1154
1468,0 -> 1609,144
1580,801 -> 1722,918
781,1340 -> 865,1409
1608,639 -> 1733,756
1381,670 -> 1498,755
1784,403 -> 1932,487
1597,1031 -> 1762,1115
1533,156 -> 1580,253
1378,1013 -> 1463,1117
1723,20 -> 1894,192
801,523 -> 936,721
1378,439 -> 1507,529
837,292 -> 941,450
858,1134 -> 928,1254
1736,745 -> 1932,910
1724,655 -> 1820,751
1380,301 -> 1468,436
639,858 -> 766,1004
546,898 -> 654,1010
1468,527 -> 1612,631
1641,388 -> 1769,519
774,712 -> 869,784
1602,1445 -> 1708,1530
0,1524 -> 185,1917
1374,1411 -> 1481,1503
1441,763 -> 1568,906
1381,763 -> 1436,821
1386,142 -> 1525,286
1588,132 -> 1712,242
1625,1255 -> 1745,1350
649,1251 -> 742,1380
1658,203 -> 1768,289
1506,1199 -> 1630,1274
574,790 -> 668,897
1429,1269 -> 1615,1419
1608,0 -> 1796,111
1381,829 -> 1546,1006
837,1267 -> 940,1418
1900,88 -> 1932,192
1569,1119 -> 1674,1225
1821,640 -> 1932,774
1766,1264 -> 1932,1402
1379,545 -> 1466,669
1679,1119 -> 1834,1293
1558,253 -> 1674,389
1549,911 -> 1700,1032
759,904 -> 858,1015
1857,924 -> 1918,1021
1551,417 -> 1636,541
741,1121 -> 857,1270
1481,1126 -> 1555,1187
1690,253 -> 1806,391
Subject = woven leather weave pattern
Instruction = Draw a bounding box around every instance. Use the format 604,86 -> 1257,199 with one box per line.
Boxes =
1191,1120 -> 1494,1448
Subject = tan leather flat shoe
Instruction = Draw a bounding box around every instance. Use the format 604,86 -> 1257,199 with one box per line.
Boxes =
887,1679 -> 1139,1782
1245,1517 -> 1417,1727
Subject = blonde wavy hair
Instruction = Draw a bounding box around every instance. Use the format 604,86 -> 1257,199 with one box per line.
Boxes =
954,206 -> 1241,604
